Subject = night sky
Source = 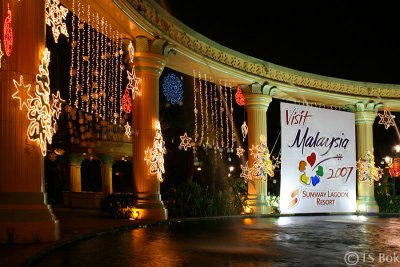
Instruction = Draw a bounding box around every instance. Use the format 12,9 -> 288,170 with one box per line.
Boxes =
159,1 -> 400,84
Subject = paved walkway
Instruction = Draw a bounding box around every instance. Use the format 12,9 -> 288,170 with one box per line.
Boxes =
0,206 -> 154,267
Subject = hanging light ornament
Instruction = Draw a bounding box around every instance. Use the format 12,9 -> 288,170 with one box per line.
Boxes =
241,121 -> 248,141
3,3 -> 13,57
235,86 -> 245,106
162,73 -> 183,105
121,87 -> 132,113
179,132 -> 192,151
45,0 -> 69,43
236,146 -> 245,158
127,41 -> 140,100
378,110 -> 396,130
124,122 -> 132,137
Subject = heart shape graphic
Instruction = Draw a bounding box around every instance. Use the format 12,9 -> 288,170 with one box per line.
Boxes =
311,175 -> 320,186
307,152 -> 316,167
316,165 -> 324,177
300,173 -> 310,185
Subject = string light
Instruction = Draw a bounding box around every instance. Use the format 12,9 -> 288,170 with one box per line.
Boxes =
12,75 -> 33,110
3,3 -> 13,56
45,0 -> 69,43
179,132 -> 192,151
68,0 -> 76,106
224,81 -> 229,149
162,73 -> 183,105
378,110 -> 396,129
229,85 -> 234,151
214,83 -> 219,151
204,74 -> 209,146
210,79 -> 215,147
193,69 -> 198,145
144,120 -> 167,182
219,80 -> 224,149
199,72 -> 205,145
0,43 -> 4,68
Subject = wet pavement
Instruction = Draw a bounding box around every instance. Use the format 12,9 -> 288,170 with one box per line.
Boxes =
28,215 -> 400,266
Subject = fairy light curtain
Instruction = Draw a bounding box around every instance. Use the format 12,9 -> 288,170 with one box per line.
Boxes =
67,0 -> 124,124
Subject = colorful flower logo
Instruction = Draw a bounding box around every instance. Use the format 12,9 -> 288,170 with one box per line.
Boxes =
298,152 -> 324,186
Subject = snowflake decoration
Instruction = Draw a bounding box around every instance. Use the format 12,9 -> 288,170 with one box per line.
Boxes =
378,110 -> 396,130
51,90 -> 65,121
357,151 -> 382,185
240,162 -> 252,183
144,121 -> 167,182
241,121 -> 248,141
162,73 -> 183,105
3,3 -> 13,56
235,86 -> 245,106
180,132 -> 192,151
12,75 -> 33,110
240,136 -> 274,182
272,153 -> 281,169
236,146 -> 245,157
45,0 -> 69,43
124,122 -> 132,137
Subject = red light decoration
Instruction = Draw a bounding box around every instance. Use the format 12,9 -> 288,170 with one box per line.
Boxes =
235,86 -> 245,106
122,86 -> 132,114
389,158 -> 400,177
3,3 -> 13,57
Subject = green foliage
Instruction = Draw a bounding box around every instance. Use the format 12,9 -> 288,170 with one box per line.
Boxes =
375,184 -> 400,213
100,193 -> 135,219
166,176 -> 247,218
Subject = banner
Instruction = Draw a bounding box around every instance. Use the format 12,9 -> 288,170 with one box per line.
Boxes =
280,102 -> 356,214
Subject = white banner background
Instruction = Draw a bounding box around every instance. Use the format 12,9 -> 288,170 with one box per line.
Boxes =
280,102 -> 356,214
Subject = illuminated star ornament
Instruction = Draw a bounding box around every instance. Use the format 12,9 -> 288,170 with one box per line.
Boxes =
144,121 -> 167,182
126,42 -> 141,99
162,73 -> 184,105
45,0 -> 69,43
179,132 -> 192,151
17,48 -> 65,156
378,110 -> 396,130
236,146 -> 245,158
3,3 -> 13,56
12,75 -> 33,110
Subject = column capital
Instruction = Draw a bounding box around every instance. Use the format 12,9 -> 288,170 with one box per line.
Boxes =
240,82 -> 277,96
98,154 -> 115,166
345,101 -> 383,124
67,153 -> 85,165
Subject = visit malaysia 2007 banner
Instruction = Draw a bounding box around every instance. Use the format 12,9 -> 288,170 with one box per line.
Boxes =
279,102 -> 356,214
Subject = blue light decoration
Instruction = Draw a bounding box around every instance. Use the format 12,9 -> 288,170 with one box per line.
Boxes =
162,73 -> 183,105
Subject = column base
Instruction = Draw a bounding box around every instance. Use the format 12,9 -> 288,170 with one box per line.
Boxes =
134,194 -> 168,220
244,194 -> 272,215
0,192 -> 59,244
357,196 -> 379,213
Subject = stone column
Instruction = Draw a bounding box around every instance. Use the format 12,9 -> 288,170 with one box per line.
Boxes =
347,101 -> 383,213
131,37 -> 168,220
99,154 -> 114,195
67,154 -> 84,192
242,84 -> 273,214
0,0 -> 59,243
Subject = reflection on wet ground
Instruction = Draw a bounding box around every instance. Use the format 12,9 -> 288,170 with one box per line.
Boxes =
31,215 -> 400,266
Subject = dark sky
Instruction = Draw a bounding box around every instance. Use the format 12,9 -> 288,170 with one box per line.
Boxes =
159,1 -> 400,84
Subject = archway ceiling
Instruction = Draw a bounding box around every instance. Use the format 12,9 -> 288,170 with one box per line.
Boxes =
60,0 -> 400,110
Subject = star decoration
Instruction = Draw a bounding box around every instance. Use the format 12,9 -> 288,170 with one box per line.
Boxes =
241,121 -> 248,141
124,122 -> 132,137
51,90 -> 65,120
378,110 -> 396,130
272,154 -> 281,169
12,75 -> 33,110
180,132 -> 192,151
45,0 -> 69,43
127,69 -> 140,100
249,144 -> 259,157
236,146 -> 245,157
